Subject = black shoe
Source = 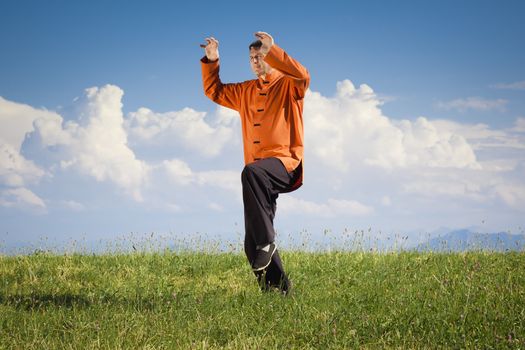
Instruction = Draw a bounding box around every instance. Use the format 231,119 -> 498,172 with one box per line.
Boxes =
260,276 -> 293,297
256,272 -> 292,296
252,243 -> 276,272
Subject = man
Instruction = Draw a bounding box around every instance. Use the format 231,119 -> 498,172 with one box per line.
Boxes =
200,32 -> 309,295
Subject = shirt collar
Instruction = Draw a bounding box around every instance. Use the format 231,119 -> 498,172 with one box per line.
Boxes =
257,69 -> 282,88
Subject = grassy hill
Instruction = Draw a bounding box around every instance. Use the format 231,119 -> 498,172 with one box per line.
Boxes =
1,251 -> 524,349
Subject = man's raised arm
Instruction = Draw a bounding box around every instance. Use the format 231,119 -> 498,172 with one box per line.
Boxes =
200,36 -> 243,111
256,31 -> 310,98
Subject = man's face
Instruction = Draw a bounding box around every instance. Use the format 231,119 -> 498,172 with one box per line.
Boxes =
249,48 -> 271,77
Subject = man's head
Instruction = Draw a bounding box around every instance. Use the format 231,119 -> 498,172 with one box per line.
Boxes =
249,40 -> 272,77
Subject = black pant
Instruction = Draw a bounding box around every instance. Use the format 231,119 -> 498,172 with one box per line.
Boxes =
241,157 -> 299,287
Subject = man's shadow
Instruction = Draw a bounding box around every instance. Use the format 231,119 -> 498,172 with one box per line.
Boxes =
0,293 -> 162,310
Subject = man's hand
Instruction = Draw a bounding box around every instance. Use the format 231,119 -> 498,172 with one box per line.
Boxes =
200,37 -> 219,61
254,31 -> 274,56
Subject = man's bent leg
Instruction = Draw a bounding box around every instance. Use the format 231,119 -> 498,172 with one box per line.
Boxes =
241,158 -> 294,246
241,158 -> 296,290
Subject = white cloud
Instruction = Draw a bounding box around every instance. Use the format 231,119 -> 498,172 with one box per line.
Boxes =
165,203 -> 183,213
32,112 -> 75,147
215,105 -> 240,126
33,85 -> 150,201
1,87 -> 239,210
163,159 -> 194,186
279,195 -> 374,217
478,159 -> 519,172
397,117 -> 480,169
436,97 -> 507,112
208,202 -> 224,212
513,118 -> 525,132
492,183 -> 525,210
402,176 -> 484,200
491,80 -> 525,90
126,106 -> 235,157
432,119 -> 504,140
0,97 -> 50,189
58,200 -> 85,212
162,158 -> 240,196
0,187 -> 46,209
196,170 -> 240,195
0,96 -> 59,151
0,143 -> 46,187
430,119 -> 525,152
304,80 -> 480,171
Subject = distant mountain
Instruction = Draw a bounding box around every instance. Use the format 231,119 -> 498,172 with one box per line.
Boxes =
415,229 -> 525,252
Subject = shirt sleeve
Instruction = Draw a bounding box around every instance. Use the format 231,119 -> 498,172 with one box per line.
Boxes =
263,44 -> 310,100
201,57 -> 243,111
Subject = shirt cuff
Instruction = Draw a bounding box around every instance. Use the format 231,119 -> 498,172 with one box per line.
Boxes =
201,56 -> 219,64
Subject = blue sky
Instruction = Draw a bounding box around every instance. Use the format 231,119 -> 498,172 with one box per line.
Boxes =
1,0 -> 524,252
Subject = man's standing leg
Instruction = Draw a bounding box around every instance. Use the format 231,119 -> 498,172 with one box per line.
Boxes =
244,231 -> 289,292
241,158 -> 295,292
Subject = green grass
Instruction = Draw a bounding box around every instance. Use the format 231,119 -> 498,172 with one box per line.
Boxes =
1,251 -> 524,349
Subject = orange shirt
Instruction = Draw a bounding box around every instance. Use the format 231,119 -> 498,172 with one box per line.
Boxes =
201,44 -> 310,188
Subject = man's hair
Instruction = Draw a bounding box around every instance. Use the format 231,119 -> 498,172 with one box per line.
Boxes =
249,40 -> 262,50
